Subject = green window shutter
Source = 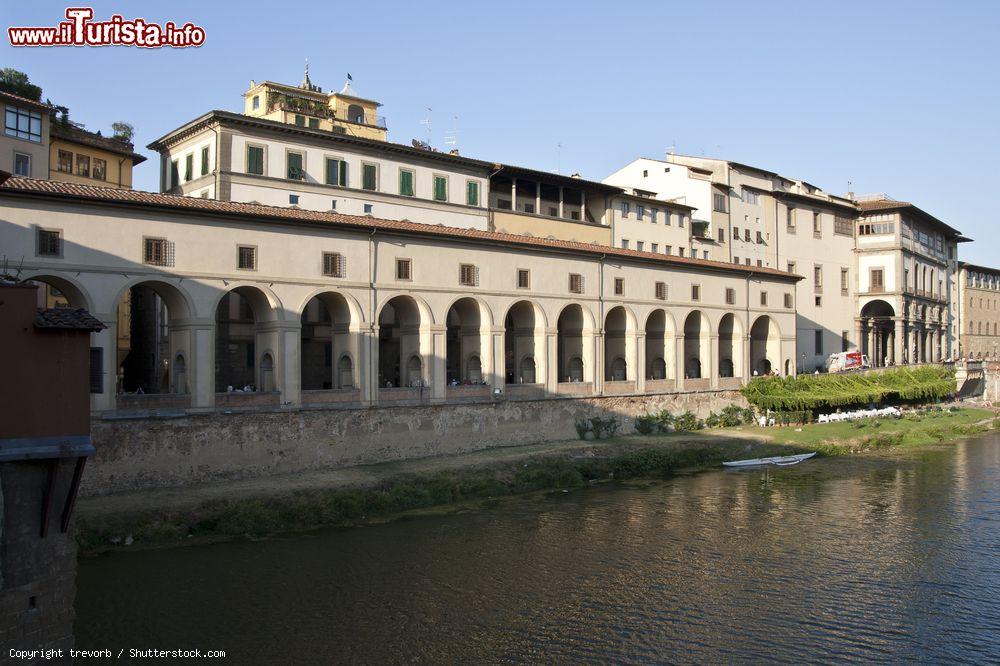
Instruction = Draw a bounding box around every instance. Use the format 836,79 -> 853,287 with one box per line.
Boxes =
288,153 -> 303,180
325,158 -> 337,185
247,146 -> 263,175
363,164 -> 376,190
338,160 -> 348,186
467,181 -> 479,206
201,147 -> 209,176
170,160 -> 179,187
185,154 -> 193,181
400,170 -> 413,196
434,177 -> 447,201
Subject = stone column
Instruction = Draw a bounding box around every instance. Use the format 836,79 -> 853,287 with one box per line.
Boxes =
545,328 -> 559,394
893,318 -> 904,366
491,327 -> 505,395
635,331 -> 647,393
710,334 -> 720,388
856,318 -> 865,357
674,333 -> 686,391
430,325 -> 447,403
511,178 -> 517,210
90,317 -> 116,412
368,324 -> 380,406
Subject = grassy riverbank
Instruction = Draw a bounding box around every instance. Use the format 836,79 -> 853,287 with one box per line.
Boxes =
75,406 -> 997,555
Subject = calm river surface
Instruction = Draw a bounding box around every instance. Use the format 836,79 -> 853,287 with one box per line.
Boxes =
76,436 -> 1000,664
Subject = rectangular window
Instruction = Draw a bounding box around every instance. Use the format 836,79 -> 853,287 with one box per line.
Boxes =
362,163 -> 378,191
614,277 -> 625,295
433,175 -> 448,202
246,145 -> 264,175
92,158 -> 106,181
323,252 -> 345,278
238,245 -> 257,270
760,291 -> 768,306
787,261 -> 796,274
569,273 -> 584,294
756,231 -> 764,243
679,247 -> 686,257
784,293 -> 793,308
718,228 -> 725,243
665,245 -> 672,255
396,258 -> 412,281
834,215 -> 853,236
734,256 -> 740,264
621,202 -> 630,217
691,284 -> 701,301
170,159 -> 179,187
522,203 -> 535,214
183,153 -> 192,181
815,295 -> 822,306
308,118 -> 320,129
467,181 -> 480,206
813,211 -> 822,236
636,241 -> 644,252
732,226 -> 739,240
713,192 -> 727,212
289,194 -> 299,205
679,215 -> 686,229
399,169 -> 415,196
756,259 -> 763,267
814,265 -> 823,292
517,269 -> 530,289
741,188 -> 760,205
744,229 -> 751,242
364,203 -> 373,215
870,268 -> 884,293
13,152 -> 30,176
89,347 -> 103,394
459,263 -> 479,286
325,158 -> 348,186
57,150 -> 73,173
655,282 -> 666,300
201,146 -> 210,176
252,95 -> 260,110
815,330 -> 823,355
725,287 -> 735,305
841,268 -> 850,294
4,106 -> 42,142
287,151 -> 305,180
621,239 -> 629,249
664,211 -> 671,226
704,251 -> 710,260
77,154 -> 90,178
651,208 -> 658,223
37,228 -> 61,257
842,331 -> 850,352
637,205 -> 645,220
143,237 -> 174,267
294,114 -> 305,126
651,243 -> 658,253
787,207 -> 796,230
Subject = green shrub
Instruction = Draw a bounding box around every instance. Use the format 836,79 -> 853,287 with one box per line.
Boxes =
574,416 -> 620,440
704,411 -> 722,428
673,411 -> 703,431
635,414 -> 661,435
740,366 -> 955,411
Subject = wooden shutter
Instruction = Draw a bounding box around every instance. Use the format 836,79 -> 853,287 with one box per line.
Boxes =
338,160 -> 348,186
655,282 -> 666,300
89,347 -> 103,394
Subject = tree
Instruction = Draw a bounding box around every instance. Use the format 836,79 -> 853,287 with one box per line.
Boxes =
0,69 -> 42,101
111,121 -> 134,143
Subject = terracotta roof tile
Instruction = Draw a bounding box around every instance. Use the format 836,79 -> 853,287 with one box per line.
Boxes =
34,307 -> 106,331
0,90 -> 50,111
0,176 -> 800,281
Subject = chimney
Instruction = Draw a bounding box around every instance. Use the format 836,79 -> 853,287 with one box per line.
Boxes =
570,172 -> 581,179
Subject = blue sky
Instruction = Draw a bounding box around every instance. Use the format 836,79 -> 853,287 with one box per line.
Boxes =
3,1 -> 998,263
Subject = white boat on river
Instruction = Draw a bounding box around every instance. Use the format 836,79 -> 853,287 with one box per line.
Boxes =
723,452 -> 816,468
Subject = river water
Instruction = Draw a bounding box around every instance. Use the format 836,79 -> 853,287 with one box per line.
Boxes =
75,436 -> 1000,664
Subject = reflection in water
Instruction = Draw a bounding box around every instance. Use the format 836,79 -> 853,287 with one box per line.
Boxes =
76,437 -> 1000,663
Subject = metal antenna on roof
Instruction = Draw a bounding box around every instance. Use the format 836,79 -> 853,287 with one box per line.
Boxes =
443,115 -> 459,151
420,108 -> 433,147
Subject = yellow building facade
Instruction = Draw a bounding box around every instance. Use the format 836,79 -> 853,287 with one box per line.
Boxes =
49,122 -> 145,189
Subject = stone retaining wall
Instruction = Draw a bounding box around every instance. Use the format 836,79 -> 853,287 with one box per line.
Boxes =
85,389 -> 747,497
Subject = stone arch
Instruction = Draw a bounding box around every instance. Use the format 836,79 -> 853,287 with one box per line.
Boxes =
446,297 -> 492,384
347,104 -> 365,124
504,299 -> 546,385
860,299 -> 895,367
113,279 -> 195,395
215,285 -> 282,393
718,313 -> 744,378
301,290 -> 360,390
209,282 -> 283,323
644,309 -> 676,381
557,303 -> 596,384
378,295 -> 429,388
20,273 -> 93,312
604,305 -> 636,382
750,315 -> 780,376
683,310 -> 711,379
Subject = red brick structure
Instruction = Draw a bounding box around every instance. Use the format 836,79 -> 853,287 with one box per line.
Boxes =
0,282 -> 104,662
